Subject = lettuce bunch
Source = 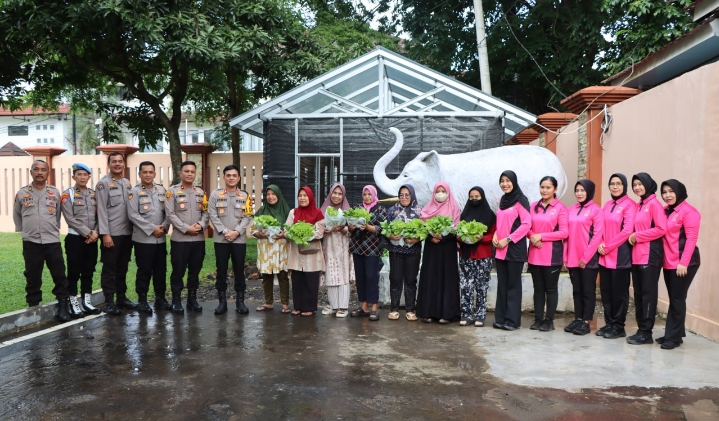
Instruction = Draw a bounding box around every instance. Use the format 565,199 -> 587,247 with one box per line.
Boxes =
402,219 -> 427,240
425,215 -> 455,236
455,220 -> 488,244
285,222 -> 315,246
344,206 -> 372,226
379,220 -> 406,238
254,215 -> 281,228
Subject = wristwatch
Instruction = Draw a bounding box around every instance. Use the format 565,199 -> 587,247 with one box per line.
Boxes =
221,229 -> 227,235
506,236 -> 513,243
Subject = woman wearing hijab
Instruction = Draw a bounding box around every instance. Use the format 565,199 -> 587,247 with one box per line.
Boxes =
492,170 -> 531,331
252,185 -> 292,313
457,187 -> 496,327
657,180 -> 701,350
416,182 -> 462,324
564,180 -> 604,335
384,184 -> 423,321
280,186 -> 326,316
597,173 -> 637,339
348,185 -> 387,322
527,176 -> 568,332
319,183 -> 353,318
626,173 -> 666,345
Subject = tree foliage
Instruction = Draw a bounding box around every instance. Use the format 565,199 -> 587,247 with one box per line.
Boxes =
380,0 -> 694,114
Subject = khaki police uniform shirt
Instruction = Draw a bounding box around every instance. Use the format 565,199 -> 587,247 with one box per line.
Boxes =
60,185 -> 97,238
165,184 -> 209,242
208,188 -> 253,244
13,184 -> 62,244
96,174 -> 132,236
127,183 -> 169,244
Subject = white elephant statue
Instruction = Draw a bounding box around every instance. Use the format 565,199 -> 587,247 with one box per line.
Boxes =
373,127 -> 567,211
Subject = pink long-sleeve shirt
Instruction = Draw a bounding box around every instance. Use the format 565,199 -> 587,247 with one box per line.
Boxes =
527,199 -> 568,267
631,194 -> 666,266
494,202 -> 531,262
662,201 -> 701,269
565,202 -> 604,269
599,195 -> 637,269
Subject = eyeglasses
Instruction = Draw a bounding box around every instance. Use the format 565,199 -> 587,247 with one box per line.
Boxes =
609,182 -> 623,187
398,194 -> 411,198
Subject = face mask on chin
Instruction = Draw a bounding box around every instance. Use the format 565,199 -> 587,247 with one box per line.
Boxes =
434,192 -> 448,203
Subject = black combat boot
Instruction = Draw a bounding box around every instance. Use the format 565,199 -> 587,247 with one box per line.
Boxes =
81,293 -> 102,315
116,293 -> 138,310
56,297 -> 72,323
214,290 -> 228,315
137,293 -> 153,315
154,295 -> 172,311
171,293 -> 185,315
103,294 -> 121,315
235,292 -> 249,314
186,289 -> 203,312
68,296 -> 86,318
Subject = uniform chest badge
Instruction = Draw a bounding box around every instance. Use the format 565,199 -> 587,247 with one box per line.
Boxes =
550,209 -> 556,215
48,207 -> 55,214
143,205 -> 149,210
77,200 -> 83,205
109,183 -> 116,188
23,194 -> 31,199
219,208 -> 225,215
179,203 -> 186,209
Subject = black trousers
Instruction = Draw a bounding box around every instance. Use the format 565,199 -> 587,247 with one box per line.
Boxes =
64,234 -> 98,296
291,271 -> 320,312
495,259 -> 524,328
23,241 -> 69,303
100,235 -> 132,296
632,264 -> 662,333
663,266 -> 699,343
388,252 -> 421,312
353,254 -> 381,304
170,240 -> 205,294
529,264 -> 561,320
568,267 -> 598,321
599,266 -> 631,329
214,242 -> 246,293
134,242 -> 168,298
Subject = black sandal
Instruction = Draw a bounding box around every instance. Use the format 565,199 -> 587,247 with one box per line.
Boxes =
369,310 -> 379,321
350,307 -> 369,317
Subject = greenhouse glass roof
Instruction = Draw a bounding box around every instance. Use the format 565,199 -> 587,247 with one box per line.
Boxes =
229,47 -> 536,139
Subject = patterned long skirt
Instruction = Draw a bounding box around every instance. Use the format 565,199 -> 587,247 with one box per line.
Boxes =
458,257 -> 492,321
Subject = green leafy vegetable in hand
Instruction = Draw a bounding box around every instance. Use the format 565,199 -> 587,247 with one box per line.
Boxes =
254,215 -> 281,228
326,207 -> 339,217
285,222 -> 315,246
402,219 -> 427,240
425,215 -> 455,236
343,206 -> 372,221
380,220 -> 406,238
456,220 -> 488,243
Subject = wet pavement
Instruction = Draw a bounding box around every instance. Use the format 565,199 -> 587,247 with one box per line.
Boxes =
1,305 -> 718,420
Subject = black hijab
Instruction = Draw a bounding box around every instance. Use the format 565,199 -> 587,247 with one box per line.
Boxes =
575,179 -> 595,206
399,184 -> 418,209
608,173 -> 628,200
498,170 -> 530,211
460,187 -> 496,258
661,179 -> 688,214
632,172 -> 657,202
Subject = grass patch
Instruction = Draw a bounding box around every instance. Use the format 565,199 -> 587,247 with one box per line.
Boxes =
0,232 -> 257,314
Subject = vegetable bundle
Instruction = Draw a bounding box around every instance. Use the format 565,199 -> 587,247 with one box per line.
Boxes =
379,220 -> 406,238
425,215 -> 455,236
344,206 -> 372,226
254,215 -> 281,228
455,220 -> 488,244
324,207 -> 346,229
285,222 -> 315,246
402,219 -> 428,240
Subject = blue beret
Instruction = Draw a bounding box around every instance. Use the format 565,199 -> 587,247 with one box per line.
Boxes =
72,163 -> 91,174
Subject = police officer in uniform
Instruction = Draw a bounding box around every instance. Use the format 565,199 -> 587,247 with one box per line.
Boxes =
60,163 -> 101,317
208,165 -> 254,315
127,161 -> 172,315
13,160 -> 71,322
96,151 -> 137,315
165,161 -> 209,314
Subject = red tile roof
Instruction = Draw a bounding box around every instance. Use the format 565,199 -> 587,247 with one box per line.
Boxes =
0,105 -> 71,116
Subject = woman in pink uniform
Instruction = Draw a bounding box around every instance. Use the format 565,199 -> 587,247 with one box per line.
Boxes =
527,176 -> 568,332
626,173 -> 666,345
657,179 -> 701,350
492,170 -> 531,331
597,173 -> 637,339
564,180 -> 604,336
